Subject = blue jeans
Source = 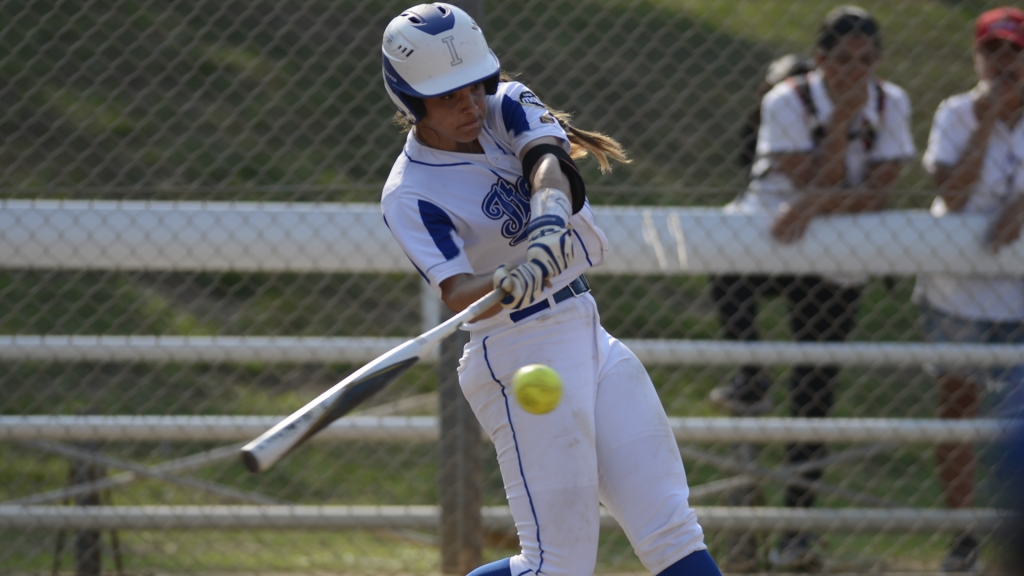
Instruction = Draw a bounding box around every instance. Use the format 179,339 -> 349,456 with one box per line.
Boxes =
920,304 -> 1024,417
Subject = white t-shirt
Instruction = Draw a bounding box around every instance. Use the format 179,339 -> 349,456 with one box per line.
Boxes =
381,81 -> 609,323
917,87 -> 1024,321
728,70 -> 916,286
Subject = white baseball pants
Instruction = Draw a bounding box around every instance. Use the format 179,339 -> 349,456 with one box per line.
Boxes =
458,293 -> 706,576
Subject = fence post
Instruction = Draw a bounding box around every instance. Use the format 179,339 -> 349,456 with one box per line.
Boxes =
438,316 -> 482,573
719,442 -> 764,571
72,443 -> 104,576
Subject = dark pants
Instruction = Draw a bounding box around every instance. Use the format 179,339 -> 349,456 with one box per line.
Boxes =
710,274 -> 861,508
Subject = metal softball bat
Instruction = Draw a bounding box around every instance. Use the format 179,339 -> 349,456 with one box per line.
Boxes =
240,288 -> 505,473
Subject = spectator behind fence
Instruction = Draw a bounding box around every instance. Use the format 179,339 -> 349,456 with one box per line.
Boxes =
737,54 -> 817,172
916,6 -> 1024,573
710,5 -> 915,571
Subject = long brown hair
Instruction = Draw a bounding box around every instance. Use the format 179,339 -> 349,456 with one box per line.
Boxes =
394,71 -> 631,173
546,108 -> 630,174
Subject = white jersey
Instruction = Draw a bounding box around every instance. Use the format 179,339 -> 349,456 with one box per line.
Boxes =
736,70 -> 916,215
381,81 -> 608,323
917,88 -> 1024,321
728,70 -> 916,286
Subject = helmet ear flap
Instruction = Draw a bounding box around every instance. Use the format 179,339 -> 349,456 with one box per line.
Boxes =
404,96 -> 426,122
383,79 -> 425,124
483,73 -> 499,95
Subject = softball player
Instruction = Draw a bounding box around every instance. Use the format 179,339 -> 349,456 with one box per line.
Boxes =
380,4 -> 720,576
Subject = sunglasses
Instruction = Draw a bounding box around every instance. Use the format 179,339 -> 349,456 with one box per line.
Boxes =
979,39 -> 1024,56
828,50 -> 880,67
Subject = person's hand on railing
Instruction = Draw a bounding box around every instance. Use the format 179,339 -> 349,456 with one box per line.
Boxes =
771,190 -> 891,244
990,196 -> 1024,252
771,197 -> 818,243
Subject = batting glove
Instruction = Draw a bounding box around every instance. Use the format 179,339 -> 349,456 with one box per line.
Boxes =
524,215 -> 575,280
492,262 -> 546,310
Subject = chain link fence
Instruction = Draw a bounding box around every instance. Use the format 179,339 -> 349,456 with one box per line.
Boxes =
1,0 -> 1022,574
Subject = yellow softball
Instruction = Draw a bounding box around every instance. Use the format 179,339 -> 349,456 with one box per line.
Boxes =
512,364 -> 563,414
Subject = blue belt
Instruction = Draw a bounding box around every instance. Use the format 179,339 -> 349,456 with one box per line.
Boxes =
509,275 -> 591,323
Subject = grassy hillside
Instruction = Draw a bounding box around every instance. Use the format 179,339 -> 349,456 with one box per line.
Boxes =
0,0 -> 993,198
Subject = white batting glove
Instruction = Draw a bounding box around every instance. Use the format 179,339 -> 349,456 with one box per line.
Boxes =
524,215 -> 575,280
492,262 -> 546,310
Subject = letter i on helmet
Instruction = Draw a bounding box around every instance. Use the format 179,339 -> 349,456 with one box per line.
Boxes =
382,3 -> 501,124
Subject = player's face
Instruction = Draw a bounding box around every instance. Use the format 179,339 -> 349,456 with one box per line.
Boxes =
975,39 -> 1024,92
417,83 -> 488,152
817,34 -> 879,96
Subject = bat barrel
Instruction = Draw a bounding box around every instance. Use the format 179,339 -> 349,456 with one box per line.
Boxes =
238,289 -> 504,474
239,433 -> 291,474
239,406 -> 322,473
240,428 -> 301,473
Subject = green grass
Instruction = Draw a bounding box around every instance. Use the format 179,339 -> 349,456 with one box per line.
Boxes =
0,0 -> 998,199
0,271 -> 423,337
2,529 -> 442,573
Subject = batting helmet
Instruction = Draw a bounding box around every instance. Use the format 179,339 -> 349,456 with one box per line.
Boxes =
382,3 -> 500,124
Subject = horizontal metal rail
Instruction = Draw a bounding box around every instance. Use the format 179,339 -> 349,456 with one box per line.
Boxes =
0,505 -> 1007,533
2,201 -> 1023,276
0,335 -> 411,364
627,340 -> 1024,367
2,335 -> 1023,367
0,415 -> 1013,444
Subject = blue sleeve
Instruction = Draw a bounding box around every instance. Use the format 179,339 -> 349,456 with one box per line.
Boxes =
382,196 -> 474,296
491,82 -> 570,157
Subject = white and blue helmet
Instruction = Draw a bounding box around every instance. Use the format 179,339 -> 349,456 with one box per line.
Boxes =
382,3 -> 500,124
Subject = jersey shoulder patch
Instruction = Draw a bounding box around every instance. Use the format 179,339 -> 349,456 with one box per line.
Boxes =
518,90 -> 545,108
501,94 -> 531,137
491,81 -> 565,145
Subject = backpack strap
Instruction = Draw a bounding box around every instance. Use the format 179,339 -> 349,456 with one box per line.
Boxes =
747,73 -> 823,181
876,79 -> 886,115
787,74 -> 887,153
861,80 -> 885,152
786,74 -> 826,146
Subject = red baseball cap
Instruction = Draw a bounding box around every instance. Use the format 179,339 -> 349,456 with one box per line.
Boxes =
975,7 -> 1024,49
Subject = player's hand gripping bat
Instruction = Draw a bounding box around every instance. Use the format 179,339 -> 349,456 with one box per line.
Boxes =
241,288 -> 506,473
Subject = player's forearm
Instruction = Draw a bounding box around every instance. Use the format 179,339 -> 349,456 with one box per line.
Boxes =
440,273 -> 503,318
530,154 -> 571,199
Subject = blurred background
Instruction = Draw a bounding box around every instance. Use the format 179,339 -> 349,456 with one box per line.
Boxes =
0,0 -> 1017,574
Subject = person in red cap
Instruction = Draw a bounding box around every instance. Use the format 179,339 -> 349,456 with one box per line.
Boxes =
918,6 -> 1024,573
975,7 -> 1024,53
